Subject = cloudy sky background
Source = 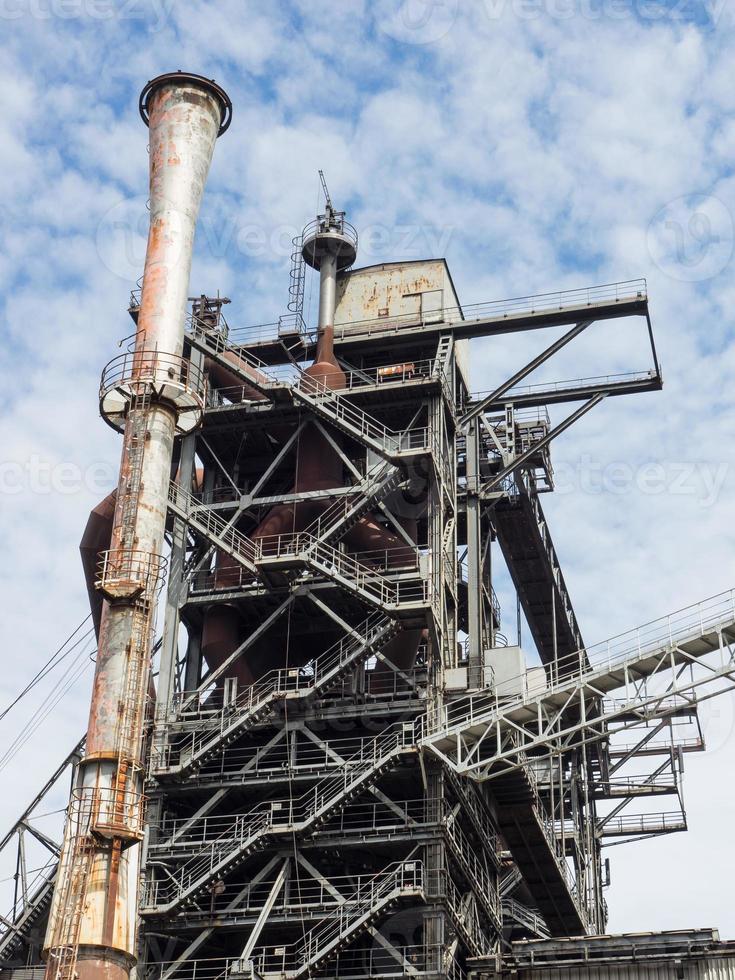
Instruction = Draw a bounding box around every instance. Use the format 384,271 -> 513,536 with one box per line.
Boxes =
1,0 -> 734,938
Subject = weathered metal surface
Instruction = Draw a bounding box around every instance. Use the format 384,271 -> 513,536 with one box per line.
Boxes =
44,73 -> 228,980
334,258 -> 458,328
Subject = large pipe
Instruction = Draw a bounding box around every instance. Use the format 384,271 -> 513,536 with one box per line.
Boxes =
44,73 -> 230,980
80,491 -> 117,638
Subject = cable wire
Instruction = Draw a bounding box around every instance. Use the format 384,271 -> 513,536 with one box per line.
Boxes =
0,615 -> 92,723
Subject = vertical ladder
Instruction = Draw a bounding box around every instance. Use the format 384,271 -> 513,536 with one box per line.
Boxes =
46,822 -> 95,980
118,390 -> 150,549
288,234 -> 306,322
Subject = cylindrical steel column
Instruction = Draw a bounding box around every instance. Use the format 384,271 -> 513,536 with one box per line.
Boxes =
318,251 -> 338,331
44,72 -> 230,980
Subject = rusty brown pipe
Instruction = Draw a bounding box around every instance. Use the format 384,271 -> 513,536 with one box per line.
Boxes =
80,491 -> 117,638
205,355 -> 269,402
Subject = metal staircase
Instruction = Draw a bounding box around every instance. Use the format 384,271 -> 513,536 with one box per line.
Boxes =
186,319 -> 287,400
168,483 -> 426,613
291,375 -> 429,461
153,611 -> 401,775
303,457 -> 404,545
490,757 -> 589,936
256,532 -> 426,611
238,861 -> 424,979
502,897 -> 550,939
143,725 -> 416,915
442,805 -> 502,928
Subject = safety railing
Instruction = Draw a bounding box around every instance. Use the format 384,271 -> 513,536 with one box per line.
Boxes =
502,897 -> 550,938
595,773 -> 678,795
442,806 -> 501,925
337,358 -> 438,391
255,532 -> 428,609
145,725 -> 416,909
313,797 -> 429,837
186,316 -> 282,384
100,350 -> 206,398
99,350 -> 207,432
170,482 -> 428,609
148,947 -> 466,980
598,811 -> 687,836
331,279 -> 647,340
292,374 -> 434,458
179,863 -> 425,922
242,861 -> 423,977
168,482 -> 259,570
95,549 -> 167,603
171,610 -> 396,723
302,456 -> 401,541
425,589 -> 735,736
469,369 -> 657,408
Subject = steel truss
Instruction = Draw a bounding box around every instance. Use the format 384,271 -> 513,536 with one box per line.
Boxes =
8,272 -> 718,980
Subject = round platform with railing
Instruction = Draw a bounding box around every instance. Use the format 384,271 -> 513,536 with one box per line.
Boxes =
99,351 -> 206,433
139,71 -> 232,137
301,216 -> 358,271
95,549 -> 167,604
70,786 -> 147,842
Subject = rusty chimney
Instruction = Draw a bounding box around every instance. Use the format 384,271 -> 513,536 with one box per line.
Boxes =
43,72 -> 231,980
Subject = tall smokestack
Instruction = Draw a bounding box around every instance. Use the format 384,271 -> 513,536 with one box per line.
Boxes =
43,72 -> 231,980
301,179 -> 357,385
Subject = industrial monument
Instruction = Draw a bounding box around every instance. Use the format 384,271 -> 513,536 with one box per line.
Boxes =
2,71 -> 735,980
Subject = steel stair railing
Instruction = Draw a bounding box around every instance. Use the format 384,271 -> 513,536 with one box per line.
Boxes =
256,531 -> 399,608
499,866 -> 523,897
239,861 -> 424,979
440,870 -> 492,957
442,804 -> 501,928
154,611 -> 400,775
168,483 -> 259,573
186,318 -> 286,399
143,725 -> 416,914
168,482 -> 427,612
502,897 -> 550,939
291,375 -> 431,461
302,456 -> 404,545
512,746 -> 591,933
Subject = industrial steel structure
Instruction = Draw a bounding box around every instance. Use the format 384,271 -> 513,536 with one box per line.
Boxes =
2,71 -> 735,980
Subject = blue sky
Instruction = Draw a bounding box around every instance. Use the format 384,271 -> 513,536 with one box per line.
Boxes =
1,0 -> 735,939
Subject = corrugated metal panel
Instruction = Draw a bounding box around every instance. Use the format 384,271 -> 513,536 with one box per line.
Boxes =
516,958 -> 735,979
1,969 -> 46,980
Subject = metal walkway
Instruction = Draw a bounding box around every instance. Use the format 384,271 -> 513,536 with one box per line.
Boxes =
493,473 -> 583,665
421,590 -> 735,780
153,611 -> 401,776
144,726 -> 416,914
167,483 -> 427,614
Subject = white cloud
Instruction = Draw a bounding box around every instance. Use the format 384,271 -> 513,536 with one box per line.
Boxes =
0,0 -> 734,944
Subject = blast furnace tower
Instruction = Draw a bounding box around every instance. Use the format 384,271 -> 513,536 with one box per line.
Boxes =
3,71 -> 735,980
